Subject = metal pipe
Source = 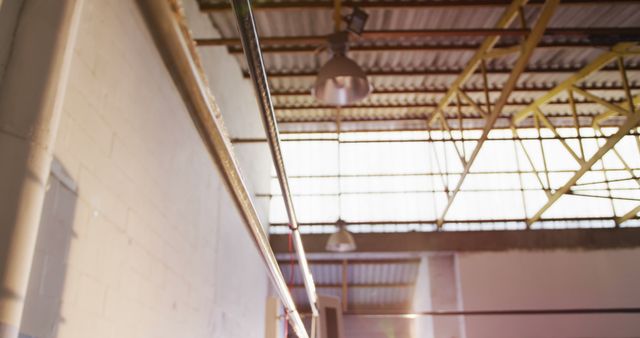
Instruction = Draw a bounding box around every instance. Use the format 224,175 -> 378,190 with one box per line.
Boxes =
229,0 -> 320,328
134,1 -> 310,337
0,0 -> 84,336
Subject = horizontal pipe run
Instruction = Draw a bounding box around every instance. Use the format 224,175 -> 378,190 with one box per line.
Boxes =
195,27 -> 640,46
289,283 -> 414,288
229,0 -> 319,327
277,258 -> 421,265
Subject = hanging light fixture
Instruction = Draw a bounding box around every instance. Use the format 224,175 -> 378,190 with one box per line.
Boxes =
312,8 -> 371,106
326,219 -> 356,252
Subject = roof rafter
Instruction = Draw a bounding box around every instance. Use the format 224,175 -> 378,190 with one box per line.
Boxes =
511,43 -> 639,124
517,45 -> 640,225
527,95 -> 640,225
437,0 -> 560,224
427,0 -> 529,127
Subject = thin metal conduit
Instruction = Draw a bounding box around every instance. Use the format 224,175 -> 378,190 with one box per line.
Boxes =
135,1 -> 310,337
229,0 -> 320,333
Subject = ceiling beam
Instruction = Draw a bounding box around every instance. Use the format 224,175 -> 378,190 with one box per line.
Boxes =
242,64 -> 640,79
289,283 -> 414,288
269,228 -> 640,253
200,0 -> 638,12
195,28 -> 640,46
275,116 -> 627,134
270,84 -> 640,97
235,132 -> 636,144
270,216 -> 622,227
277,258 -> 421,265
274,99 -> 626,111
225,40 -> 616,54
437,0 -> 560,223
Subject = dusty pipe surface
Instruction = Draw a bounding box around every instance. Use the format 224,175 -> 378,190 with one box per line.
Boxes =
229,0 -> 319,323
0,0 -> 84,337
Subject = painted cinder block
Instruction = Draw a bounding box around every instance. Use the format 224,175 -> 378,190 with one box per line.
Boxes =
19,0 -> 270,337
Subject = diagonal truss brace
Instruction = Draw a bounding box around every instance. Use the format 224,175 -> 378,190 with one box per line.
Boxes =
518,44 -> 640,225
427,0 -> 528,127
526,96 -> 640,226
512,42 -> 639,124
437,0 -> 560,223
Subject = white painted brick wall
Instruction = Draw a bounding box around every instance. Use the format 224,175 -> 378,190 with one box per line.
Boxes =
20,0 -> 269,337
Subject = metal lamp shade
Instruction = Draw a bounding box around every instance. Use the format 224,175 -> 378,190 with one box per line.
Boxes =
325,226 -> 357,252
313,54 -> 371,106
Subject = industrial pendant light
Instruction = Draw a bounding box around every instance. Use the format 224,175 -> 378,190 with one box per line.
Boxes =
326,219 -> 356,252
312,31 -> 370,106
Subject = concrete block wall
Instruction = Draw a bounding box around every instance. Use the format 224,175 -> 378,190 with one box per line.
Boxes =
18,0 -> 270,337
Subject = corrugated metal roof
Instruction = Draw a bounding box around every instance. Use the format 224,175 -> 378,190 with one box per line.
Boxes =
194,0 -> 640,311
195,0 -> 640,130
278,259 -> 420,309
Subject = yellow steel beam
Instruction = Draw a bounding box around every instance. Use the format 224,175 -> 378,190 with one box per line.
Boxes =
592,95 -> 640,126
616,205 -> 640,226
593,125 -> 640,188
484,45 -> 522,59
341,259 -> 348,312
439,0 -> 559,222
534,108 -> 584,164
512,42 -> 638,124
333,0 -> 342,32
618,56 -> 635,115
526,95 -> 640,226
512,126 -> 552,196
457,89 -> 488,117
427,0 -> 528,126
571,86 -> 631,117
